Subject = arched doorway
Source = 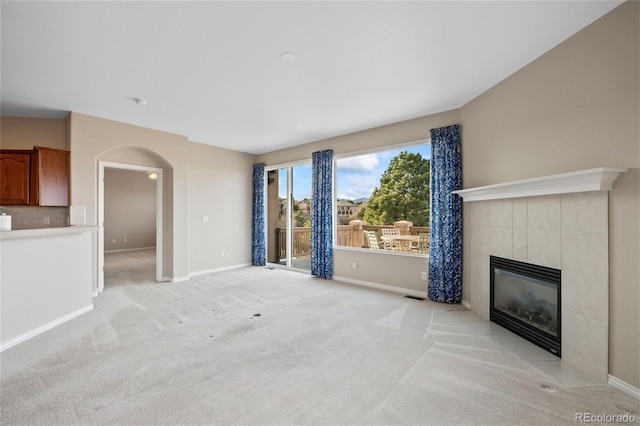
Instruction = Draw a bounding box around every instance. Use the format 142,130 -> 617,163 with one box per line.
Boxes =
96,146 -> 172,292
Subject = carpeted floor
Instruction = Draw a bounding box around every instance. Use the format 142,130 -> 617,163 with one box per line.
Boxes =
1,250 -> 638,425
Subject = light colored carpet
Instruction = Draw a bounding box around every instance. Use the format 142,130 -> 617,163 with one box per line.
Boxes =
1,250 -> 638,425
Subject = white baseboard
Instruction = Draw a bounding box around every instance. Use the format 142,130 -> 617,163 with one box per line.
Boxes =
167,276 -> 189,283
164,264 -> 251,283
189,263 -> 251,278
461,299 -> 471,310
333,276 -> 428,299
609,375 -> 640,399
0,304 -> 94,352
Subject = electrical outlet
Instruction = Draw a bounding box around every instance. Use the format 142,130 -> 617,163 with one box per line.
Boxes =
123,238 -> 127,243
220,250 -> 225,258
43,216 -> 50,225
352,262 -> 358,269
112,239 -> 116,243
202,216 -> 209,223
421,272 -> 427,280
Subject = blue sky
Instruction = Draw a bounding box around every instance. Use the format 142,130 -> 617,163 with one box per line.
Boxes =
280,143 -> 431,201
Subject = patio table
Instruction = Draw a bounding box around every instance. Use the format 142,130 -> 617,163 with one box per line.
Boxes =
380,234 -> 419,252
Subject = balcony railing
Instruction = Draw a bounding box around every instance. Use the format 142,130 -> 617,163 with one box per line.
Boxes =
276,220 -> 429,259
276,227 -> 311,261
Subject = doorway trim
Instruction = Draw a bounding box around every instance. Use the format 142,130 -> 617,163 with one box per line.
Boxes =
98,161 -> 164,292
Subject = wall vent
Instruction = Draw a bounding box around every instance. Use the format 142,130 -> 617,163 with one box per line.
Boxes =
404,295 -> 425,301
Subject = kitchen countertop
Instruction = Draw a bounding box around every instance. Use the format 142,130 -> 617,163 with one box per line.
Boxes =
0,226 -> 98,240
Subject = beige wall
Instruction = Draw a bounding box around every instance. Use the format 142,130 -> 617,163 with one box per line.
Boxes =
0,116 -> 69,150
334,248 -> 429,296
257,110 -> 459,164
188,141 -> 254,273
69,112 -> 256,283
104,168 -> 156,251
460,1 -> 639,388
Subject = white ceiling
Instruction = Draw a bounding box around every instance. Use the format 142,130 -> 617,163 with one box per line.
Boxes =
1,1 -> 623,155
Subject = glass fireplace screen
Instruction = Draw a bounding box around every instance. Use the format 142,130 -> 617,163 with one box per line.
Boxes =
490,256 -> 561,356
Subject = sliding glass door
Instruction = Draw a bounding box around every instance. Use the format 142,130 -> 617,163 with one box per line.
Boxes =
266,164 -> 311,270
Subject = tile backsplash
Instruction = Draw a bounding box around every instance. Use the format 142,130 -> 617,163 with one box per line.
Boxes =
0,206 -> 69,229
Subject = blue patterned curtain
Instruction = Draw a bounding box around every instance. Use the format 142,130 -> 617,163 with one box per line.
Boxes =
428,125 -> 462,303
311,150 -> 333,279
251,163 -> 266,266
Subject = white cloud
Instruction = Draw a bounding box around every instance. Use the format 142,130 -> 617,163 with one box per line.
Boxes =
337,173 -> 379,200
337,154 -> 380,172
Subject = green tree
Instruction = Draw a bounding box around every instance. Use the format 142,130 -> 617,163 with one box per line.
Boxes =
357,206 -> 367,220
294,210 -> 309,227
362,151 -> 430,226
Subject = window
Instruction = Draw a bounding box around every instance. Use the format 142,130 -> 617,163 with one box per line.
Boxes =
335,143 -> 431,254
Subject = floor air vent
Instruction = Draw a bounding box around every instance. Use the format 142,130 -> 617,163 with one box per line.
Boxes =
404,295 -> 425,301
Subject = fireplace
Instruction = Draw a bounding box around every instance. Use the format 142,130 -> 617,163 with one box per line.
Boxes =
490,256 -> 561,357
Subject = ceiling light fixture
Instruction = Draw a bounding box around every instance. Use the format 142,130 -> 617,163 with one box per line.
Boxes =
134,98 -> 149,106
280,52 -> 295,63
147,172 -> 158,180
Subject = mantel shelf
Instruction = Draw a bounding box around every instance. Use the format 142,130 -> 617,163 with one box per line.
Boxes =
453,167 -> 628,202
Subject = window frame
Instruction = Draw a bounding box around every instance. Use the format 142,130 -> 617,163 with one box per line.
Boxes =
264,159 -> 313,270
332,139 -> 431,256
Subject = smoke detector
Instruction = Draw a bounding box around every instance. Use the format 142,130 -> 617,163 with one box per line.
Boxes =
280,52 -> 295,62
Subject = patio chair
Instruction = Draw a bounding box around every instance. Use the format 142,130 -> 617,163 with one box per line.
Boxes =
364,230 -> 381,250
381,228 -> 401,250
412,232 -> 429,254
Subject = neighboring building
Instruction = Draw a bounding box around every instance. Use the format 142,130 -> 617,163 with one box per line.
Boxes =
337,199 -> 367,225
297,199 -> 311,215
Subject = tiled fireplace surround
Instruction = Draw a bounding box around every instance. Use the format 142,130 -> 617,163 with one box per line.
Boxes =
461,169 -> 625,383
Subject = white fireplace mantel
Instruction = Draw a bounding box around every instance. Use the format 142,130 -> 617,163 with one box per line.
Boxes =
453,167 -> 628,202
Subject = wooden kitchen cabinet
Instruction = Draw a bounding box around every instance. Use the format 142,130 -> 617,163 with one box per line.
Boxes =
0,150 -> 32,205
33,146 -> 70,206
0,147 -> 70,206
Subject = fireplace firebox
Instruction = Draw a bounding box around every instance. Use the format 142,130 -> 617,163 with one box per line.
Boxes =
490,256 -> 561,357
